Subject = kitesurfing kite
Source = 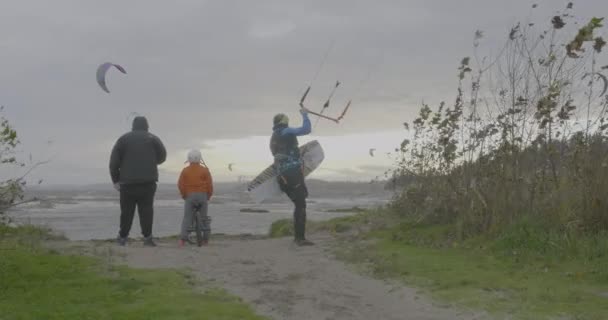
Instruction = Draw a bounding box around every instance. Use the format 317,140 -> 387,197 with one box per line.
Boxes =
228,163 -> 235,171
96,62 -> 127,93
369,148 -> 376,157
582,72 -> 608,97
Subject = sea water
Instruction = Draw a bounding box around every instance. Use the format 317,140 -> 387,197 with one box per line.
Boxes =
9,185 -> 391,240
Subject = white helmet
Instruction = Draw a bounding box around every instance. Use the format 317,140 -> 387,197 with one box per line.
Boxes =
187,149 -> 202,164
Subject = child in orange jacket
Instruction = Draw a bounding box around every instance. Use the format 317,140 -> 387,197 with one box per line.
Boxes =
177,149 -> 213,246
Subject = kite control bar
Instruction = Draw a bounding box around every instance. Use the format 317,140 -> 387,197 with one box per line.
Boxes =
299,86 -> 341,124
306,108 -> 339,123
314,81 -> 341,127
299,94 -> 339,123
337,100 -> 351,121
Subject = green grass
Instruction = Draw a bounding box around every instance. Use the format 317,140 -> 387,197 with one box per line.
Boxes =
268,219 -> 293,238
0,224 -> 266,320
268,213 -> 370,238
306,212 -> 608,320
325,206 -> 367,213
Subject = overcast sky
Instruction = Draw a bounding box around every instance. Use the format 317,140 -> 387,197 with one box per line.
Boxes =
1,0 -> 607,185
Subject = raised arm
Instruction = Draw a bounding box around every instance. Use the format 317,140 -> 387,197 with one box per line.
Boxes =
281,110 -> 311,136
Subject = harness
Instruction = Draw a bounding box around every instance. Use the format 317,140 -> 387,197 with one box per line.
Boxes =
270,128 -> 301,174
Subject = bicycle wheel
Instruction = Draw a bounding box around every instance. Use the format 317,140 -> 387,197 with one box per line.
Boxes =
194,209 -> 203,246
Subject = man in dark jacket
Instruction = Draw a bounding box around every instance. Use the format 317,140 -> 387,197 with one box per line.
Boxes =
110,116 -> 166,246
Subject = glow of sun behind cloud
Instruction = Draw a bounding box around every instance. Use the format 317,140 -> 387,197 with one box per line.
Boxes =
162,130 -> 408,182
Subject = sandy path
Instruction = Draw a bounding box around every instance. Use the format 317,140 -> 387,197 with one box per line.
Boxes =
95,234 -> 487,320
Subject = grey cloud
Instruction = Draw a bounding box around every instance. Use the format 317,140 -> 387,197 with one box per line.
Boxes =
2,0 -> 607,183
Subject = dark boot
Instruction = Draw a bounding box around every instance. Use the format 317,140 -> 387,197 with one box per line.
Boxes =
294,239 -> 315,246
117,235 -> 127,246
143,236 -> 157,247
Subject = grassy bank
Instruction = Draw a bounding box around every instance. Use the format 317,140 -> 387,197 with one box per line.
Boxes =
268,213 -> 369,238
274,211 -> 608,319
0,224 -> 266,320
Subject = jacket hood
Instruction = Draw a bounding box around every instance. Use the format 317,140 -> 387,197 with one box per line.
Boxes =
132,116 -> 149,131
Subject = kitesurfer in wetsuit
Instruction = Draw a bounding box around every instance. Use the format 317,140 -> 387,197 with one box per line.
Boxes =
270,107 -> 314,246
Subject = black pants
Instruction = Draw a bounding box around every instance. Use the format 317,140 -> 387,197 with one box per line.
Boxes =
119,182 -> 157,238
278,167 -> 308,241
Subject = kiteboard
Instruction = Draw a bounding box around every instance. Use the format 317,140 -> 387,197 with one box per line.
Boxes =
247,140 -> 324,203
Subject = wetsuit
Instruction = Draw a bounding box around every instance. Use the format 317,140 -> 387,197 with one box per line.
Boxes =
270,111 -> 311,242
